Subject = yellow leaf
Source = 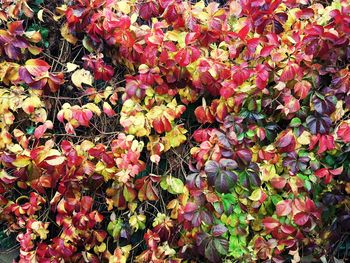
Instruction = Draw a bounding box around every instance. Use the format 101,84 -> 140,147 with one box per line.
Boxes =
7,144 -> 23,154
80,140 -> 95,151
94,243 -> 106,253
331,100 -> 345,122
12,156 -> 31,168
28,46 -> 42,55
60,23 -> 78,44
31,221 -> 49,240
121,245 -> 132,256
71,69 -> 93,88
297,131 -> 311,145
84,103 -> 101,116
37,9 -> 44,22
260,163 -> 277,181
66,63 -> 79,73
249,188 -> 262,201
229,1 -> 242,17
46,156 -> 65,166
22,96 -> 42,114
32,108 -> 47,123
165,31 -> 180,42
116,1 -> 131,14
130,13 -> 138,24
165,125 -> 187,148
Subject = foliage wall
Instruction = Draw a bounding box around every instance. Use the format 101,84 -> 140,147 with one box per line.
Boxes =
0,0 -> 350,262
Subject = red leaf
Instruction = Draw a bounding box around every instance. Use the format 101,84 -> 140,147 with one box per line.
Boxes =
275,130 -> 296,153
337,122 -> 350,143
314,168 -> 328,179
330,166 -> 343,176
276,200 -> 292,217
235,149 -> 252,165
80,196 -> 93,213
294,80 -> 311,100
271,177 -> 287,189
293,212 -> 309,226
262,217 -> 280,230
174,47 -> 201,67
280,224 -> 296,235
238,25 -> 250,40
194,106 -> 214,124
193,129 -> 211,142
34,121 -> 53,139
8,20 -> 24,35
184,202 -> 197,213
25,59 -> 50,76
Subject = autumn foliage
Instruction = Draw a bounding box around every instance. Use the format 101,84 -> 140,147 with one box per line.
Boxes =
0,0 -> 350,262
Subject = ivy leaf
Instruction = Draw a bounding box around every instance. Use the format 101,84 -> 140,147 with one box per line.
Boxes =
26,126 -> 35,135
306,114 -> 332,134
71,69 -> 94,88
276,200 -> 292,217
212,225 -> 228,237
313,95 -> 336,115
24,59 -> 50,76
294,212 -> 310,226
160,175 -> 184,194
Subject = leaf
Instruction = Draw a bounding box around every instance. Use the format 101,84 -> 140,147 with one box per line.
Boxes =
61,23 -> 77,44
294,212 -> 309,226
37,9 -> 44,22
215,170 -> 236,193
276,200 -> 292,217
45,156 -> 65,166
82,36 -> 95,53
66,63 -> 79,72
71,69 -> 93,88
12,156 -> 31,168
168,177 -> 184,194
205,240 -> 221,263
161,176 -> 184,194
0,170 -> 17,184
297,131 -> 311,145
212,225 -> 227,237
25,59 -> 50,76
107,219 -> 122,239
229,1 -> 242,17
213,238 -> 228,255
294,80 -> 311,99
34,121 -> 53,139
116,1 -> 131,14
249,188 -> 263,201
262,217 -> 280,230
84,103 -> 101,116
103,102 -> 116,117
313,95 -> 336,115
306,114 -> 332,134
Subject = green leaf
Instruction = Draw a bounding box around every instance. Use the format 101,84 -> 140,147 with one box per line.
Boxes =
35,0 -> 44,5
213,238 -> 228,255
83,36 -> 95,53
290,117 -> 301,127
168,177 -> 184,194
246,130 -> 255,138
304,180 -> 312,191
26,126 -> 35,135
107,219 -> 122,239
160,179 -> 168,191
161,176 -> 184,194
271,195 -> 282,205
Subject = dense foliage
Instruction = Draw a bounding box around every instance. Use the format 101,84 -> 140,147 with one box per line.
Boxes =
0,0 -> 350,262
